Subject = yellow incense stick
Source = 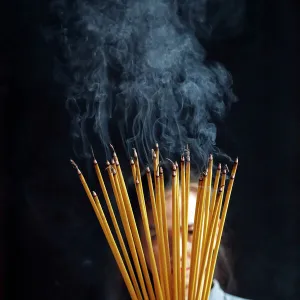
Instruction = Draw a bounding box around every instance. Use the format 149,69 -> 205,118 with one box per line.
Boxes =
72,148 -> 239,300
195,186 -> 224,300
114,160 -> 155,300
203,158 -> 238,300
107,165 -> 149,300
188,171 -> 207,300
180,155 -> 187,300
171,163 -> 179,300
70,160 -> 138,300
159,167 -> 171,295
133,170 -> 164,300
210,163 -> 221,215
92,157 -> 143,299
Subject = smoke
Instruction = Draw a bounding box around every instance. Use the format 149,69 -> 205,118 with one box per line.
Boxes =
50,0 -> 244,169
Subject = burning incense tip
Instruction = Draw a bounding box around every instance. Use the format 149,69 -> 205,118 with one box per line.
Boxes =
224,164 -> 230,173
130,158 -> 135,165
106,160 -> 111,166
70,159 -> 81,174
159,167 -> 163,175
235,157 -> 239,164
155,143 -> 159,149
112,168 -> 117,175
132,148 -> 138,159
175,161 -> 179,168
218,186 -> 224,193
92,191 -> 97,197
231,175 -> 236,180
146,167 -> 151,173
217,163 -> 222,170
70,159 -> 78,169
209,153 -> 213,161
111,158 -> 116,165
181,154 -> 185,162
152,149 -> 157,159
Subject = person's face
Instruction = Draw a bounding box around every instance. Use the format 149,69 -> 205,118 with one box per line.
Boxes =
140,185 -> 198,298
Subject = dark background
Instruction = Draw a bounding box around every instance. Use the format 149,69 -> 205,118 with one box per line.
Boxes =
2,0 -> 300,299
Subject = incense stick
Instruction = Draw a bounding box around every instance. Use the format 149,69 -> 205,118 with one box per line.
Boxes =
70,160 -> 138,300
71,148 -> 238,300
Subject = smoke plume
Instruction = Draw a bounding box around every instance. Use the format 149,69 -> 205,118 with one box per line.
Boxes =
51,0 -> 245,168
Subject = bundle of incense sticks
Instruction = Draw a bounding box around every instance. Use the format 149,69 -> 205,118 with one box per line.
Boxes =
70,145 -> 238,300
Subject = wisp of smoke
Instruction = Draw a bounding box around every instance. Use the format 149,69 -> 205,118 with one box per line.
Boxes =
50,0 -> 244,169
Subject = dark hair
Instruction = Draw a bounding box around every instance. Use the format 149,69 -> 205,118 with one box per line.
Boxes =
123,166 -> 237,297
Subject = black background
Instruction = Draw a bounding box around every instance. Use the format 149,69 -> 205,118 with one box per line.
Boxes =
2,0 -> 300,299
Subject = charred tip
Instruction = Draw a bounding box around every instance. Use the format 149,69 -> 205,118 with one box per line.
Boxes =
181,154 -> 185,162
209,154 -> 213,161
146,166 -> 151,173
218,186 -> 224,193
112,168 -> 117,175
217,163 -> 221,170
70,159 -> 81,175
111,158 -> 115,165
70,159 -> 78,168
185,144 -> 191,161
230,175 -> 235,180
